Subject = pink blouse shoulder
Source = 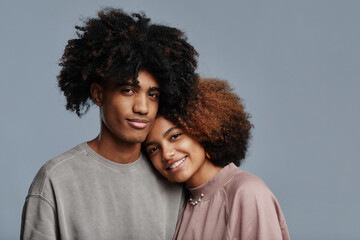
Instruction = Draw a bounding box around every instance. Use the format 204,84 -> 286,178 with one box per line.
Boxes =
224,168 -> 290,240
173,164 -> 290,240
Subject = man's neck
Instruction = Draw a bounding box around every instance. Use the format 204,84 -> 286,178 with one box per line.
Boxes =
87,135 -> 141,164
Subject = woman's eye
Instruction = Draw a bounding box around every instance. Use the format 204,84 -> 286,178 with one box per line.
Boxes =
148,146 -> 159,154
170,133 -> 181,140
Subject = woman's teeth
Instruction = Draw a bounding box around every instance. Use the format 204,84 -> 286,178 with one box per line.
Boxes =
169,157 -> 185,169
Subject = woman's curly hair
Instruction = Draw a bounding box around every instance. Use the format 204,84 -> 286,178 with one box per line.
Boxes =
162,78 -> 253,167
58,8 -> 198,117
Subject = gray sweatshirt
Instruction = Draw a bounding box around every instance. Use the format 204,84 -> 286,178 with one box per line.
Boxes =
21,143 -> 183,240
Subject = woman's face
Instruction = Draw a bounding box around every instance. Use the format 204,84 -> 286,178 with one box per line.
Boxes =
144,116 -> 210,187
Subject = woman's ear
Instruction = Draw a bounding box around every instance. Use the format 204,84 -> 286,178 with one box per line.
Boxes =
90,83 -> 104,106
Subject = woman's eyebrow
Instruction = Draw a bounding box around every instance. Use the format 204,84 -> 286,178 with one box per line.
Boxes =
144,127 -> 179,147
144,141 -> 155,147
164,127 -> 179,138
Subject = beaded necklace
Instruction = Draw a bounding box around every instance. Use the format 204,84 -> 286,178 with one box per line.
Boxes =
187,167 -> 222,206
189,193 -> 204,206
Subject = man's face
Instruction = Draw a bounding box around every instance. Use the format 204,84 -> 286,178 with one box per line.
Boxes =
100,71 -> 160,144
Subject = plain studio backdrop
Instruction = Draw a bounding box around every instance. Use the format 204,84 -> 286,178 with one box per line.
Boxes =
1,0 -> 359,239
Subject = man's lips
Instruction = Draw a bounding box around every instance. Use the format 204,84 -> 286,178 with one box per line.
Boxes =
127,118 -> 150,129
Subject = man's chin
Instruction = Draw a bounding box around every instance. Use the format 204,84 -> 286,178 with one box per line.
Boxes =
120,129 -> 149,143
129,135 -> 147,143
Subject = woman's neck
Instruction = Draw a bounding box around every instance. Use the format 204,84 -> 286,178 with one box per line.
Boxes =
185,160 -> 222,188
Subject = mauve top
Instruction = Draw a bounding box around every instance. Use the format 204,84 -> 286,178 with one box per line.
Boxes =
173,163 -> 290,240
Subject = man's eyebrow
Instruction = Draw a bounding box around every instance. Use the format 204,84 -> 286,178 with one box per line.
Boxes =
121,84 -> 159,92
122,82 -> 139,88
149,87 -> 160,92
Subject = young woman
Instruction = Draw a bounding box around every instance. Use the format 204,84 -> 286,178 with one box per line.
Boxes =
144,79 -> 290,240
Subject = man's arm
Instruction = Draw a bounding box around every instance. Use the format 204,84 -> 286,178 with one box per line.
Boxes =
21,195 -> 59,240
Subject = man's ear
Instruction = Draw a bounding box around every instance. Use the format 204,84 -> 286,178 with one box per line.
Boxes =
90,83 -> 104,106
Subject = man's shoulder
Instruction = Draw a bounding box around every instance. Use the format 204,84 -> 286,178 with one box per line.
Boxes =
41,143 -> 86,174
28,143 -> 87,195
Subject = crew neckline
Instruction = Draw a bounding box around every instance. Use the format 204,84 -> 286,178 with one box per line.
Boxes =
187,163 -> 238,201
81,142 -> 144,172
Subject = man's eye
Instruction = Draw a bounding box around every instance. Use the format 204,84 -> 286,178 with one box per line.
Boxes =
148,146 -> 159,154
170,133 -> 181,140
121,88 -> 134,94
149,92 -> 159,99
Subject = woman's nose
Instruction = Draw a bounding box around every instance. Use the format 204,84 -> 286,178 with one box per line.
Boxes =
163,148 -> 175,161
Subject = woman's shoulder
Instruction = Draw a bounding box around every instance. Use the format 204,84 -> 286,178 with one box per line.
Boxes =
223,164 -> 274,202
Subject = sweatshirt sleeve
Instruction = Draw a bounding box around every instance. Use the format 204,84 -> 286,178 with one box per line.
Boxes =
226,175 -> 290,240
21,195 -> 59,240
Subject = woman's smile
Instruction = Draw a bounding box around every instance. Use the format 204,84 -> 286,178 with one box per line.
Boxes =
145,116 -> 219,187
167,156 -> 187,171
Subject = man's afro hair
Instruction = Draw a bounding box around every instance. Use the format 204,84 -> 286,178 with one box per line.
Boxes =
58,8 -> 198,117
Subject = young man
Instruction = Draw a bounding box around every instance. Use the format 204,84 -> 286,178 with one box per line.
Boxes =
21,8 -> 198,239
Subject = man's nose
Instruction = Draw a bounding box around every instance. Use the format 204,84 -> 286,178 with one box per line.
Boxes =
133,93 -> 148,115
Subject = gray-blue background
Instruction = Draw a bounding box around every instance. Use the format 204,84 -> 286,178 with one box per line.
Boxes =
1,0 -> 359,239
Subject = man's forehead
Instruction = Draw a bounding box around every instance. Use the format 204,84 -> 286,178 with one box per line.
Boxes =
135,72 -> 160,88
